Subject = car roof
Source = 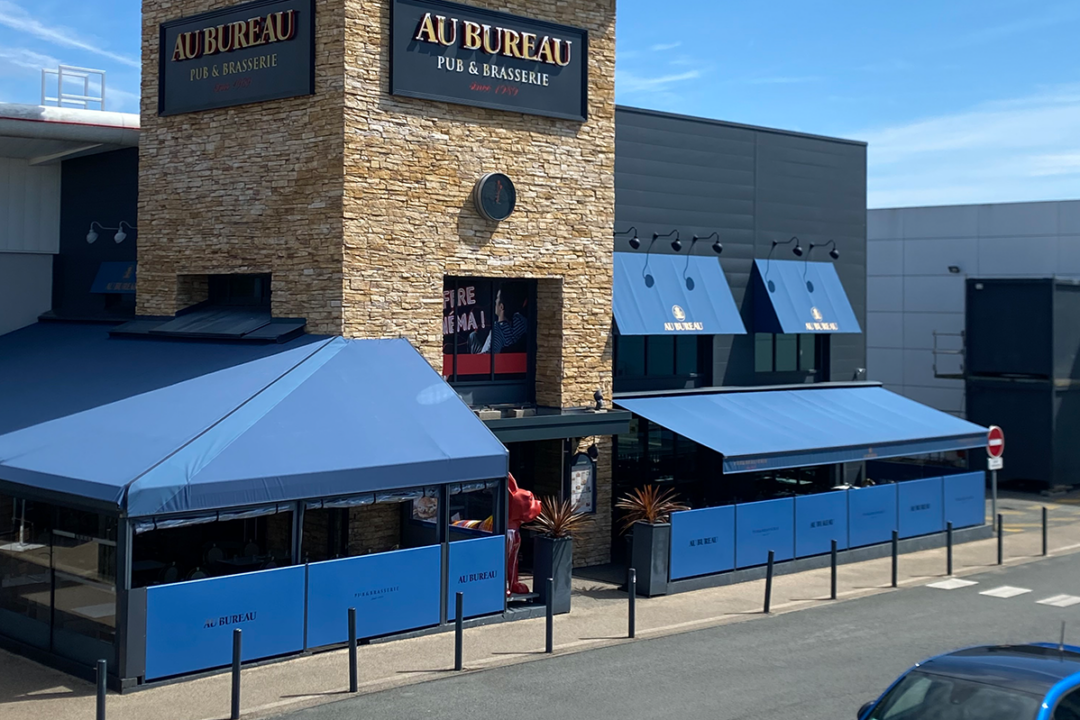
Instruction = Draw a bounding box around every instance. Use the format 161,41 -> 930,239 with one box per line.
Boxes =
916,644 -> 1080,696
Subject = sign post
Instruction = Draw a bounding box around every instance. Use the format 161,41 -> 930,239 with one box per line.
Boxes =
987,425 -> 1005,528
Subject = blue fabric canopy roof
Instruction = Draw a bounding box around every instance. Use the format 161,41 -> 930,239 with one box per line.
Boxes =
0,323 -> 507,517
615,385 -> 986,474
613,252 -> 746,335
753,259 -> 861,334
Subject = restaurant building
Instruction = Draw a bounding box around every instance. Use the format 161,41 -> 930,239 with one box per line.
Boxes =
0,0 -> 991,690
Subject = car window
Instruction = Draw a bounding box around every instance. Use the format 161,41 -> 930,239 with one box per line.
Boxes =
1052,688 -> 1080,720
869,671 -> 1041,720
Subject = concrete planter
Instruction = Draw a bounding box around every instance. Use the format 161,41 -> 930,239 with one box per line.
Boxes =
533,535 -> 573,614
631,521 -> 670,597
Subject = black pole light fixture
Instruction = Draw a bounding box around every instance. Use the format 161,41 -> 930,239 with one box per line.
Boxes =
693,231 -> 724,256
615,226 -> 640,250
809,239 -> 840,260
763,236 -> 803,292
87,220 -> 136,245
655,229 -> 681,252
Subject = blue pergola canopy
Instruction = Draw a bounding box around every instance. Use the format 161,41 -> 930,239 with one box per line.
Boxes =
0,323 -> 507,517
615,385 -> 987,474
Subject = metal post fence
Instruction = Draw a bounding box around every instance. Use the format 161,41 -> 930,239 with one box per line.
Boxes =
1043,507 -> 1049,557
231,629 -> 242,720
627,567 -> 636,639
830,540 -> 837,600
545,578 -> 554,654
997,513 -> 1004,565
946,522 -> 953,576
764,550 -> 775,614
96,659 -> 106,720
891,531 -> 898,588
454,592 -> 464,671
348,607 -> 358,693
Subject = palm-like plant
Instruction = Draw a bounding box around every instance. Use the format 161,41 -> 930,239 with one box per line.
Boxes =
615,485 -> 689,534
525,496 -> 594,539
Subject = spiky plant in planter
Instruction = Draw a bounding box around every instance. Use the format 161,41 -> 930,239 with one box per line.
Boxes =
615,484 -> 689,534
526,496 -> 593,614
615,484 -> 689,597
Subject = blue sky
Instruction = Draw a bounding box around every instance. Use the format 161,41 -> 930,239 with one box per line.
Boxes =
1,0 -> 1078,208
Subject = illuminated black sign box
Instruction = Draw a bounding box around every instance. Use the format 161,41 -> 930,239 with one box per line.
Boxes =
390,0 -> 588,121
158,0 -> 315,116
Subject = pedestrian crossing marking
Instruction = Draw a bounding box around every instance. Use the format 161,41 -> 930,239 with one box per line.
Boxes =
928,578 -> 978,590
1037,595 -> 1080,608
980,586 -> 1032,599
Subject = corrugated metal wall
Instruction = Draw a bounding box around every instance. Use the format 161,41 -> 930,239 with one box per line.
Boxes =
614,107 -> 868,386
0,157 -> 61,255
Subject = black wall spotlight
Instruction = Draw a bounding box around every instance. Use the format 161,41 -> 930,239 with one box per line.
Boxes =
692,231 -> 723,255
948,265 -> 961,274
769,235 -> 804,261
654,229 -> 681,252
809,239 -> 840,260
593,389 -> 604,411
587,444 -> 600,460
615,226 -> 640,250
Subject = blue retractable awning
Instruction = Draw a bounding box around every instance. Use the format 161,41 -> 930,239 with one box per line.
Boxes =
0,323 -> 507,517
754,259 -> 860,334
615,385 -> 986,474
613,252 -> 746,335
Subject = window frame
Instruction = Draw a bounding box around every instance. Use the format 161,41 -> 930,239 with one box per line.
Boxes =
754,333 -> 826,376
613,332 -> 712,392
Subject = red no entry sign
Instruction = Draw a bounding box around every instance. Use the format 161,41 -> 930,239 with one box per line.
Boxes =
987,425 -> 1005,458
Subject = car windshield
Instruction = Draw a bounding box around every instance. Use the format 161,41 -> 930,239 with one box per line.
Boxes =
868,670 -> 1042,720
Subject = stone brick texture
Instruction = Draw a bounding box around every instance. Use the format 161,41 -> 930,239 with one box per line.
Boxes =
348,503 -> 402,555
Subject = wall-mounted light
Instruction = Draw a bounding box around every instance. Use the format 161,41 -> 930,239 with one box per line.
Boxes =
593,389 -> 604,411
770,236 -> 804,258
692,231 -> 723,256
614,226 -> 640,250
87,220 -> 136,244
948,265 -> 961,274
655,229 -> 681,252
809,239 -> 840,260
587,444 -> 600,460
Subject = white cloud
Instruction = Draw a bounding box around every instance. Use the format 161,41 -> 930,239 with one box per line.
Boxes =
0,1 -> 139,68
616,69 -> 701,96
741,76 -> 823,85
954,2 -> 1080,49
105,85 -> 140,113
857,84 -> 1080,207
0,46 -> 59,73
650,41 -> 682,52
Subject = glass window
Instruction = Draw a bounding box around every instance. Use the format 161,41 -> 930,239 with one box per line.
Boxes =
52,509 -> 117,647
646,335 -> 675,376
775,334 -> 798,372
448,485 -> 496,541
616,335 -> 646,377
755,333 -> 774,373
1053,689 -> 1080,720
868,670 -> 1040,720
443,278 -> 536,383
0,496 -> 52,646
675,335 -> 699,376
799,334 -> 816,371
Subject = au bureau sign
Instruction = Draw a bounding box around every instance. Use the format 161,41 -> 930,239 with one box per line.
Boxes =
390,0 -> 588,121
158,0 -> 315,116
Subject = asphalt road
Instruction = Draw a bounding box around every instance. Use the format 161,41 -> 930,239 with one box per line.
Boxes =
280,554 -> 1080,720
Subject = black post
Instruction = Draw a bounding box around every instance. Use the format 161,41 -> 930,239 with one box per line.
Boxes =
891,531 -> 898,588
348,607 -> 358,693
997,513 -> 1004,565
764,550 -> 775,614
96,659 -> 106,720
545,577 -> 554,654
627,567 -> 636,639
830,540 -> 837,600
1043,507 -> 1049,557
454,592 -> 464,671
231,629 -> 241,720
946,522 -> 953,576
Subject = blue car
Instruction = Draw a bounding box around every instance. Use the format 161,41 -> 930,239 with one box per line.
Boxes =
858,644 -> 1080,720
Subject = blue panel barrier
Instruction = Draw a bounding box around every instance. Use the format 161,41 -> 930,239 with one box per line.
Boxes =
848,484 -> 898,548
943,472 -> 986,529
145,565 -> 305,681
795,491 -> 849,558
447,535 -> 505,620
669,506 -> 736,580
306,545 -> 441,649
898,477 -> 945,539
735,497 -> 794,569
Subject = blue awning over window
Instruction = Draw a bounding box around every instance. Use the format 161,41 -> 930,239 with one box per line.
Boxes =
0,323 -> 507,517
90,261 -> 137,294
613,252 -> 746,336
615,385 -> 986,474
753,259 -> 860,334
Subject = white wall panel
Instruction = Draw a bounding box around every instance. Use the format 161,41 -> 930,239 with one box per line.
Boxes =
0,157 -> 60,254
0,253 -> 51,336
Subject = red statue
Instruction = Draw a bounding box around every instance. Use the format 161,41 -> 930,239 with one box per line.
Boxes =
506,472 -> 541,596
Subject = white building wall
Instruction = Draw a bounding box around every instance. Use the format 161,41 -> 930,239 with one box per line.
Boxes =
0,253 -> 52,335
868,200 -> 1080,418
0,157 -> 60,254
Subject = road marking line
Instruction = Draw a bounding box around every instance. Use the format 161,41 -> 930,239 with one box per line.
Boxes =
1038,595 -> 1080,608
980,586 -> 1033,598
927,578 -> 978,590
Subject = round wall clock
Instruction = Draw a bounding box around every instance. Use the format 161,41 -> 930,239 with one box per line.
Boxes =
473,173 -> 517,222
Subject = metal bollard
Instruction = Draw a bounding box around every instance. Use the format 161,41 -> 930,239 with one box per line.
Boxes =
231,629 -> 241,720
96,659 -> 106,720
947,522 -> 953,576
764,550 -> 775,614
454,592 -> 464,671
348,607 -> 358,693
627,567 -> 636,639
891,531 -> 898,588
830,540 -> 837,600
1043,507 -> 1049,557
545,577 -> 554,654
997,513 -> 1004,565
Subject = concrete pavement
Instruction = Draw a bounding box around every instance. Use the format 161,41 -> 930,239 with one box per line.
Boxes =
2,492 -> 1080,720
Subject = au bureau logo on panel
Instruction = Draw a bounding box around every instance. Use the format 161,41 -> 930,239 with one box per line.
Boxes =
804,306 -> 839,332
664,304 -> 704,332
